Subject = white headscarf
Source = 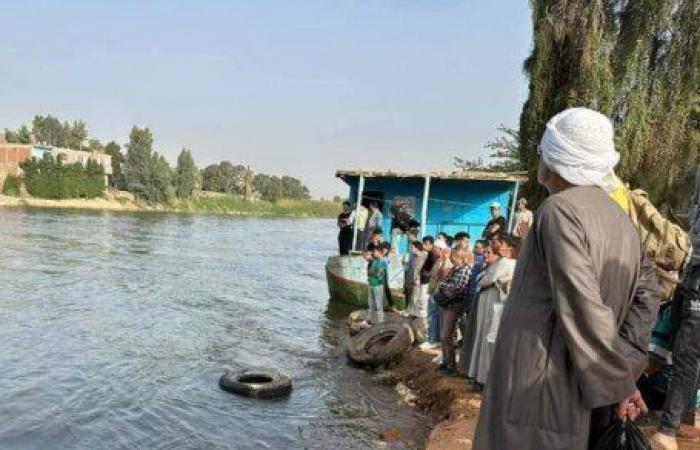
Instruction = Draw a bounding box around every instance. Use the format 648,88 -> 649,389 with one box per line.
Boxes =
539,107 -> 620,192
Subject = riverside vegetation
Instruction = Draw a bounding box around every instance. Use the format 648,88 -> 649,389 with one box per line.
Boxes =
3,115 -> 339,217
454,0 -> 698,211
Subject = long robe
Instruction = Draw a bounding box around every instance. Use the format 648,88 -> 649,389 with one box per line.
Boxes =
470,257 -> 516,384
473,186 -> 659,450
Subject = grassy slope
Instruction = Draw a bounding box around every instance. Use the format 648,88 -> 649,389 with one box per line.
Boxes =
0,192 -> 340,218
172,196 -> 340,218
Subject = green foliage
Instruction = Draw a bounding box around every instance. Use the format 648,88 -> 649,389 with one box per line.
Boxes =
454,125 -> 523,172
2,175 -> 21,196
175,149 -> 198,198
4,125 -> 32,144
7,115 -> 317,205
122,126 -> 177,203
32,115 -> 87,149
252,174 -> 310,202
176,194 -> 338,217
123,126 -> 154,198
20,154 -> 105,199
150,152 -> 176,203
104,141 -> 126,190
201,161 -> 250,195
520,0 -> 700,207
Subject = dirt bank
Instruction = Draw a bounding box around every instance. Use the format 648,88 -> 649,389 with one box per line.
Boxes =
0,194 -> 155,212
395,348 -> 700,450
396,349 -> 480,450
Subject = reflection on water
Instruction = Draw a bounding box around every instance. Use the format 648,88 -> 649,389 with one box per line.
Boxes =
0,208 -> 430,450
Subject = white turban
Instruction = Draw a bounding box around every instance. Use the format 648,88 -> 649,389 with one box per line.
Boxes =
539,107 -> 620,192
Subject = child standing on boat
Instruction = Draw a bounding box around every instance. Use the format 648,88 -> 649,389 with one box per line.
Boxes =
364,242 -> 391,326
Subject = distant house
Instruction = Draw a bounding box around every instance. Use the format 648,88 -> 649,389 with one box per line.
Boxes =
0,143 -> 113,188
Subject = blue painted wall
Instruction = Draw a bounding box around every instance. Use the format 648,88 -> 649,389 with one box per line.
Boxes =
345,176 -> 516,242
426,179 -> 514,239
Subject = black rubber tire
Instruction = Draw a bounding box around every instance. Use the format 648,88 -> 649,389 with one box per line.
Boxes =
347,322 -> 414,366
219,368 -> 292,399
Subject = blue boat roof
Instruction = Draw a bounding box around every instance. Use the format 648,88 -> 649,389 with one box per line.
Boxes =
336,169 -> 528,184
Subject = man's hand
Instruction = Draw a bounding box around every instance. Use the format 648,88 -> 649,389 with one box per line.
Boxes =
616,390 -> 648,421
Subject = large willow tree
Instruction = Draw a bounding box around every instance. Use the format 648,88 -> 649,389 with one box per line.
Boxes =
519,0 -> 699,208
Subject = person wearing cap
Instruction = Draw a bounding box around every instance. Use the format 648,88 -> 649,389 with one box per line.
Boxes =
482,202 -> 506,241
473,107 -> 659,450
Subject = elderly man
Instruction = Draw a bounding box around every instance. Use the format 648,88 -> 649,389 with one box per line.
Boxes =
650,168 -> 700,450
473,108 -> 659,450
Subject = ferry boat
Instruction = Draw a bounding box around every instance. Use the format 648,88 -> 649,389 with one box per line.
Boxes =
326,169 -> 528,308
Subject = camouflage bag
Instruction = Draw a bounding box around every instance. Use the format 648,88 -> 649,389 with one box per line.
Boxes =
627,189 -> 691,301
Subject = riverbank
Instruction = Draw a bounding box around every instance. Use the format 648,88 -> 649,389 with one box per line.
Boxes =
395,349 -> 480,450
0,193 -> 340,218
395,348 -> 700,450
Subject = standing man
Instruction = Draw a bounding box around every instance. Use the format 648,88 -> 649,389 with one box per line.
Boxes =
354,204 -> 369,251
482,202 -> 506,241
337,201 -> 354,255
363,201 -> 384,249
473,107 -> 659,450
511,198 -> 534,238
650,168 -> 700,450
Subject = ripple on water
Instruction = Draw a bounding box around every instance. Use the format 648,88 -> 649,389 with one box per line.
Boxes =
0,210 -> 431,449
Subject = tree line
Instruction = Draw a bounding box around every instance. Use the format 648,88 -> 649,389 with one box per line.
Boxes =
4,115 -> 312,203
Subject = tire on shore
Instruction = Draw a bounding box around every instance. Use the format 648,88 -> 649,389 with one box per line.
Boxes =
348,310 -> 409,335
219,368 -> 292,399
347,322 -> 414,367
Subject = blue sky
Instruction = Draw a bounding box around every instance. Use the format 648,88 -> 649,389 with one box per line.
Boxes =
0,1 -> 532,198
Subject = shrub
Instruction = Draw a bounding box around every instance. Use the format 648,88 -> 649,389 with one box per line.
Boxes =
2,175 -> 21,196
20,155 -> 105,199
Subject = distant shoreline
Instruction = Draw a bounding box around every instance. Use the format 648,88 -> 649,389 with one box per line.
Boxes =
0,194 -> 340,219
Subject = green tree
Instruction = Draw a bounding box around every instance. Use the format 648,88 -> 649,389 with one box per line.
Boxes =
253,174 -> 283,202
149,152 -> 175,203
17,125 -> 32,144
123,126 -> 154,199
280,175 -> 311,199
32,115 -> 88,149
32,115 -> 64,146
519,0 -> 699,206
201,164 -> 222,192
104,141 -> 126,190
454,125 -> 522,172
4,125 -> 32,144
200,161 -> 249,194
175,148 -> 198,198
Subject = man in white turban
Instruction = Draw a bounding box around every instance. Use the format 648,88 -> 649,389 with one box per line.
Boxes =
473,107 -> 659,450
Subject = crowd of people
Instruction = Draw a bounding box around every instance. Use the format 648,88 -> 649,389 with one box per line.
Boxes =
339,195 -> 532,382
336,107 -> 700,450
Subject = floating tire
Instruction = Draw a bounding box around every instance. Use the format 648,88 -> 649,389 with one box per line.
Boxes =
347,322 -> 414,367
219,368 -> 292,399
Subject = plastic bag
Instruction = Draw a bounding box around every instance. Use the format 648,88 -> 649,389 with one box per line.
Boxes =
593,419 -> 651,450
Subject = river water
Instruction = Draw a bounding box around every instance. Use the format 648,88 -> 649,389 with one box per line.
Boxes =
0,209 -> 430,450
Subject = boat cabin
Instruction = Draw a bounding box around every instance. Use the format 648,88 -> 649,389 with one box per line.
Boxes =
336,169 -> 528,243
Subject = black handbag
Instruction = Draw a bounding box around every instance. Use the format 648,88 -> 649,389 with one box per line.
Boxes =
433,290 -> 454,308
